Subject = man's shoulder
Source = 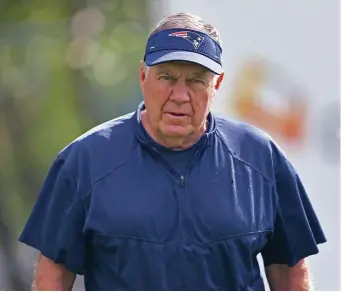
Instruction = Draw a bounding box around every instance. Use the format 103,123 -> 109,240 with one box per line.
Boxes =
56,111 -> 136,177
214,114 -> 273,149
61,112 -> 135,153
214,114 -> 276,181
75,112 -> 135,145
38,112 -> 136,200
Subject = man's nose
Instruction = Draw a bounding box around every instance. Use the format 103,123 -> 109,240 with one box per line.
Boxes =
169,82 -> 190,104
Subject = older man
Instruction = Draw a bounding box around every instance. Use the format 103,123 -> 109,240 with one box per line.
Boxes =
19,12 -> 326,290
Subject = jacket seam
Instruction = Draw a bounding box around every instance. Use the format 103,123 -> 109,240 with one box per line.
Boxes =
91,230 -> 273,247
82,139 -> 138,203
216,129 -> 275,187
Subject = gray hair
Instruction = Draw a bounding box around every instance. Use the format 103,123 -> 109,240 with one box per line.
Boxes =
144,64 -> 151,76
149,12 -> 222,46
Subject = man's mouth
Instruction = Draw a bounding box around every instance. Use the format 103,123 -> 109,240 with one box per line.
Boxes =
168,113 -> 186,117
164,113 -> 189,120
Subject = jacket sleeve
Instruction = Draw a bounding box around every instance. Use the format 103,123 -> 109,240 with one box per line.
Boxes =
19,148 -> 87,275
261,144 -> 326,267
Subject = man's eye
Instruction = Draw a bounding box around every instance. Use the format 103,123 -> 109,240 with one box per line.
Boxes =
189,79 -> 205,84
160,75 -> 171,80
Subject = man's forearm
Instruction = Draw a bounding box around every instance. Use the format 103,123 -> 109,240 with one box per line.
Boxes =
33,254 -> 76,291
33,270 -> 75,291
265,259 -> 312,290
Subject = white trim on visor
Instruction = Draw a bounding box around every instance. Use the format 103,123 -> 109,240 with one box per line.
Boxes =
145,51 -> 223,74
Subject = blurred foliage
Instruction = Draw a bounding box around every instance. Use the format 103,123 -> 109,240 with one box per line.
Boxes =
0,0 -> 150,236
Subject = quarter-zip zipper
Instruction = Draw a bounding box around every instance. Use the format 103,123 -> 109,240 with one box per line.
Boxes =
145,145 -> 193,244
141,139 -> 209,245
180,175 -> 185,187
179,146 -> 208,244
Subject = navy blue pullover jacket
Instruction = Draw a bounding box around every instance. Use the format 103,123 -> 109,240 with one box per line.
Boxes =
20,103 -> 326,290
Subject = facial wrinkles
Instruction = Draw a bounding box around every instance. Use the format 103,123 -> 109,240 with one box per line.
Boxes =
161,71 -> 189,113
152,64 -> 216,117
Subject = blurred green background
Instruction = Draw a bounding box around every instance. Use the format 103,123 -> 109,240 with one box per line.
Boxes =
0,0 -> 149,233
0,1 -> 150,289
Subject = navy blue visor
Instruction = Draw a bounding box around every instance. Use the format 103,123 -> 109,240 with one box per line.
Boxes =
144,28 -> 223,74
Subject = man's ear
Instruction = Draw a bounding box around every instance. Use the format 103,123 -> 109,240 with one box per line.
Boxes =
139,61 -> 147,96
215,72 -> 225,90
140,60 -> 146,83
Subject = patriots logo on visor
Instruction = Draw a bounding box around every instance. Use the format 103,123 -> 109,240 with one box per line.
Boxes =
169,31 -> 204,49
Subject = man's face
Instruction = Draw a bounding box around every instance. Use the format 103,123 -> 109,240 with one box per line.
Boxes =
140,61 -> 224,141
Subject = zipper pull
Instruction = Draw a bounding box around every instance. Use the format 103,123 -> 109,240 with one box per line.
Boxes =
180,175 -> 185,187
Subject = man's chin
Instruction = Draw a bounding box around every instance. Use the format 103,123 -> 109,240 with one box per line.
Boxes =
159,125 -> 192,138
